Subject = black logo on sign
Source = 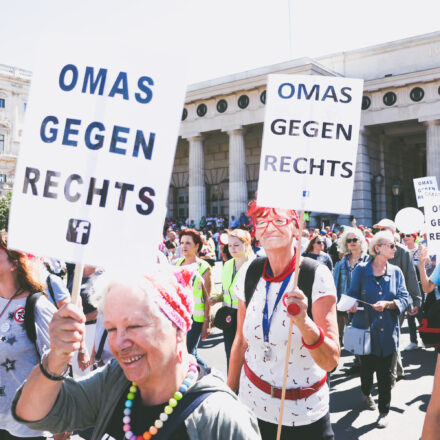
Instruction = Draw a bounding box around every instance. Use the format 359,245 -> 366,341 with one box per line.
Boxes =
66,219 -> 91,245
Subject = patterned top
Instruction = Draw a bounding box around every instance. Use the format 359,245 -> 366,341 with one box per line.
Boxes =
0,295 -> 55,437
235,264 -> 336,427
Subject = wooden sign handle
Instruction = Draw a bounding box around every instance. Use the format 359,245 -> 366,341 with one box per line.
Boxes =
71,263 -> 84,306
276,210 -> 304,440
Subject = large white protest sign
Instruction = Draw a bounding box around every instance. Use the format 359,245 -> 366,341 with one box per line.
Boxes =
257,74 -> 363,213
413,176 -> 438,207
424,191 -> 440,254
8,38 -> 186,268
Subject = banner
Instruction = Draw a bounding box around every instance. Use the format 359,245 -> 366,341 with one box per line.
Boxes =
257,74 -> 363,214
8,38 -> 186,268
424,191 -> 440,254
413,176 -> 438,207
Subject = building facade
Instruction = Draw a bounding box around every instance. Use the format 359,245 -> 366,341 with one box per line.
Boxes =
1,33 -> 440,227
171,31 -> 440,227
0,64 -> 30,196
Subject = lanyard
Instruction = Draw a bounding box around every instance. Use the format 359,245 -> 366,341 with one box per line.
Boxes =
262,273 -> 293,343
0,288 -> 23,320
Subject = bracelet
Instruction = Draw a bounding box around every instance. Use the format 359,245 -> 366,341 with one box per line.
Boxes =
301,326 -> 325,350
39,352 -> 70,381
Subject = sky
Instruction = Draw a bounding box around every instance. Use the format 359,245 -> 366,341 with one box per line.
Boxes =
1,0 -> 440,85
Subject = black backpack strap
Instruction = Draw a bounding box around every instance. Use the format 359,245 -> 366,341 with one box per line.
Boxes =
24,291 -> 43,357
297,256 -> 319,318
244,257 -> 267,307
46,275 -> 58,308
95,329 -> 108,362
156,390 -> 214,439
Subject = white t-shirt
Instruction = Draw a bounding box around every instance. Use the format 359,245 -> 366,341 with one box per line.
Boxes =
235,263 -> 336,426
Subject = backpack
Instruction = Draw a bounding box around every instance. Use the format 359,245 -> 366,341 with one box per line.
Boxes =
24,291 -> 44,357
418,289 -> 440,345
244,256 -> 319,317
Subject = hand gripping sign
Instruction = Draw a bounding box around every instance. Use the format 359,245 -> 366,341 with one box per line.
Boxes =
257,74 -> 363,440
8,39 -> 186,274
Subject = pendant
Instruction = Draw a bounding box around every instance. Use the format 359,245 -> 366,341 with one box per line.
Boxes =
0,322 -> 10,333
263,343 -> 272,362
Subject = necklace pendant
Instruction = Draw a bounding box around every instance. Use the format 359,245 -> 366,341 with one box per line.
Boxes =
263,343 -> 272,362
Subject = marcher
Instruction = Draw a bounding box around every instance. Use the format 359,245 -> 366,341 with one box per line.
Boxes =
176,229 -> 212,368
302,235 -> 334,271
12,266 -> 261,440
0,232 -> 56,440
347,230 -> 410,429
333,227 -> 369,346
210,229 -> 254,367
227,202 -> 339,439
372,219 -> 421,383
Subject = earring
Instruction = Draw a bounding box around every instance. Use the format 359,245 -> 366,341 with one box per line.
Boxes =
177,349 -> 183,363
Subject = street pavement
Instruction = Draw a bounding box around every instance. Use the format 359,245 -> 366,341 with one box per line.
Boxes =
199,322 -> 437,439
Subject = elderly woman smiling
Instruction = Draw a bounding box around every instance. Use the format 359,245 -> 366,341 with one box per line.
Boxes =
12,266 -> 261,440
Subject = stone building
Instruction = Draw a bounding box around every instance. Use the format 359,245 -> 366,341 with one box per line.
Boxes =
171,31 -> 440,227
0,64 -> 30,196
1,32 -> 440,227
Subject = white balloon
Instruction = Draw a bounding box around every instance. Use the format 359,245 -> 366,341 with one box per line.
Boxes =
394,207 -> 425,233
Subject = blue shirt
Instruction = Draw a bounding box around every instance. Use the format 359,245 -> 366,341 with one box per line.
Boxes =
348,261 -> 410,357
430,263 -> 440,286
333,253 -> 369,301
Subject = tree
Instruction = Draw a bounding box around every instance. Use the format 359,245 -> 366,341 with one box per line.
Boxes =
0,192 -> 12,231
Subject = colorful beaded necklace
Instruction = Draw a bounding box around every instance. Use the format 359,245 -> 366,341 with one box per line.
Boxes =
122,362 -> 198,440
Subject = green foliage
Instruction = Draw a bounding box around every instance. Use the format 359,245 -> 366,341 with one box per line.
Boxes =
0,192 -> 12,231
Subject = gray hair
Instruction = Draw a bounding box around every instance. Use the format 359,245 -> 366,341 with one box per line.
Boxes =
337,227 -> 368,254
90,269 -> 173,331
369,230 -> 395,257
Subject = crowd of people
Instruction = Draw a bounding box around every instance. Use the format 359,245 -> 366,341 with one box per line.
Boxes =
1,204 -> 440,439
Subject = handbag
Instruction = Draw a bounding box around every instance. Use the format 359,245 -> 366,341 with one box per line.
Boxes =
343,267 -> 372,355
213,306 -> 237,332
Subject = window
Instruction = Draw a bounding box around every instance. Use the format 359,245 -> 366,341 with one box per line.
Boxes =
0,98 -> 5,108
0,135 -> 4,154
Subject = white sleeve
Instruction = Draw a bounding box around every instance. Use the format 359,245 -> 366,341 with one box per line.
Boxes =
311,264 -> 337,304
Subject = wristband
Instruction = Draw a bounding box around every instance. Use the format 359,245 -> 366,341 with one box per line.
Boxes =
301,326 -> 325,350
39,352 -> 70,381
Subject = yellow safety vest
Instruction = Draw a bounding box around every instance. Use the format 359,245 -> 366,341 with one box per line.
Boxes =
221,259 -> 239,309
176,258 -> 210,322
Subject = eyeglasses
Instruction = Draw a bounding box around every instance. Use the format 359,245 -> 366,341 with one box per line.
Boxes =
346,238 -> 359,243
254,218 -> 293,229
379,243 -> 396,249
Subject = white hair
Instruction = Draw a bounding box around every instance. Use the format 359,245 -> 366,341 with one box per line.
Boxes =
90,268 -> 173,331
369,230 -> 395,257
337,227 -> 368,254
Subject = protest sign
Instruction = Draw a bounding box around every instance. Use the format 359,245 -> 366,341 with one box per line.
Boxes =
8,38 -> 186,268
257,74 -> 363,214
413,176 -> 438,207
424,191 -> 440,254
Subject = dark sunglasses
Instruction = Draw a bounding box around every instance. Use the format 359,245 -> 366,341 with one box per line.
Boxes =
401,234 -> 413,238
379,243 -> 395,249
346,238 -> 359,243
315,240 -> 324,245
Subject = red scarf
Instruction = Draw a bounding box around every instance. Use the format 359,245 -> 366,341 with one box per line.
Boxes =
262,253 -> 297,282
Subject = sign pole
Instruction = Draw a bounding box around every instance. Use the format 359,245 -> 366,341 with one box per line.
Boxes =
71,262 -> 84,306
276,210 -> 304,440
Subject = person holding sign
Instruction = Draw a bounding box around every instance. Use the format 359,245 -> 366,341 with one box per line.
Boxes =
347,231 -> 410,429
12,266 -> 261,440
0,232 -> 56,440
175,229 -> 212,368
227,202 -> 339,439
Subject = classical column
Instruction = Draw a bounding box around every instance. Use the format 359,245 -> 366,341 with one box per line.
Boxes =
377,134 -> 387,220
227,128 -> 248,218
187,135 -> 206,224
424,120 -> 440,184
351,127 -> 373,226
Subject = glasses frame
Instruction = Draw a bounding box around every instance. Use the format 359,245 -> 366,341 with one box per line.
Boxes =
346,238 -> 359,244
254,217 -> 294,229
379,242 -> 396,249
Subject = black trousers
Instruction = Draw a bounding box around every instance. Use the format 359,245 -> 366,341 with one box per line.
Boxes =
360,353 -> 393,415
258,413 -> 334,440
0,430 -> 46,440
